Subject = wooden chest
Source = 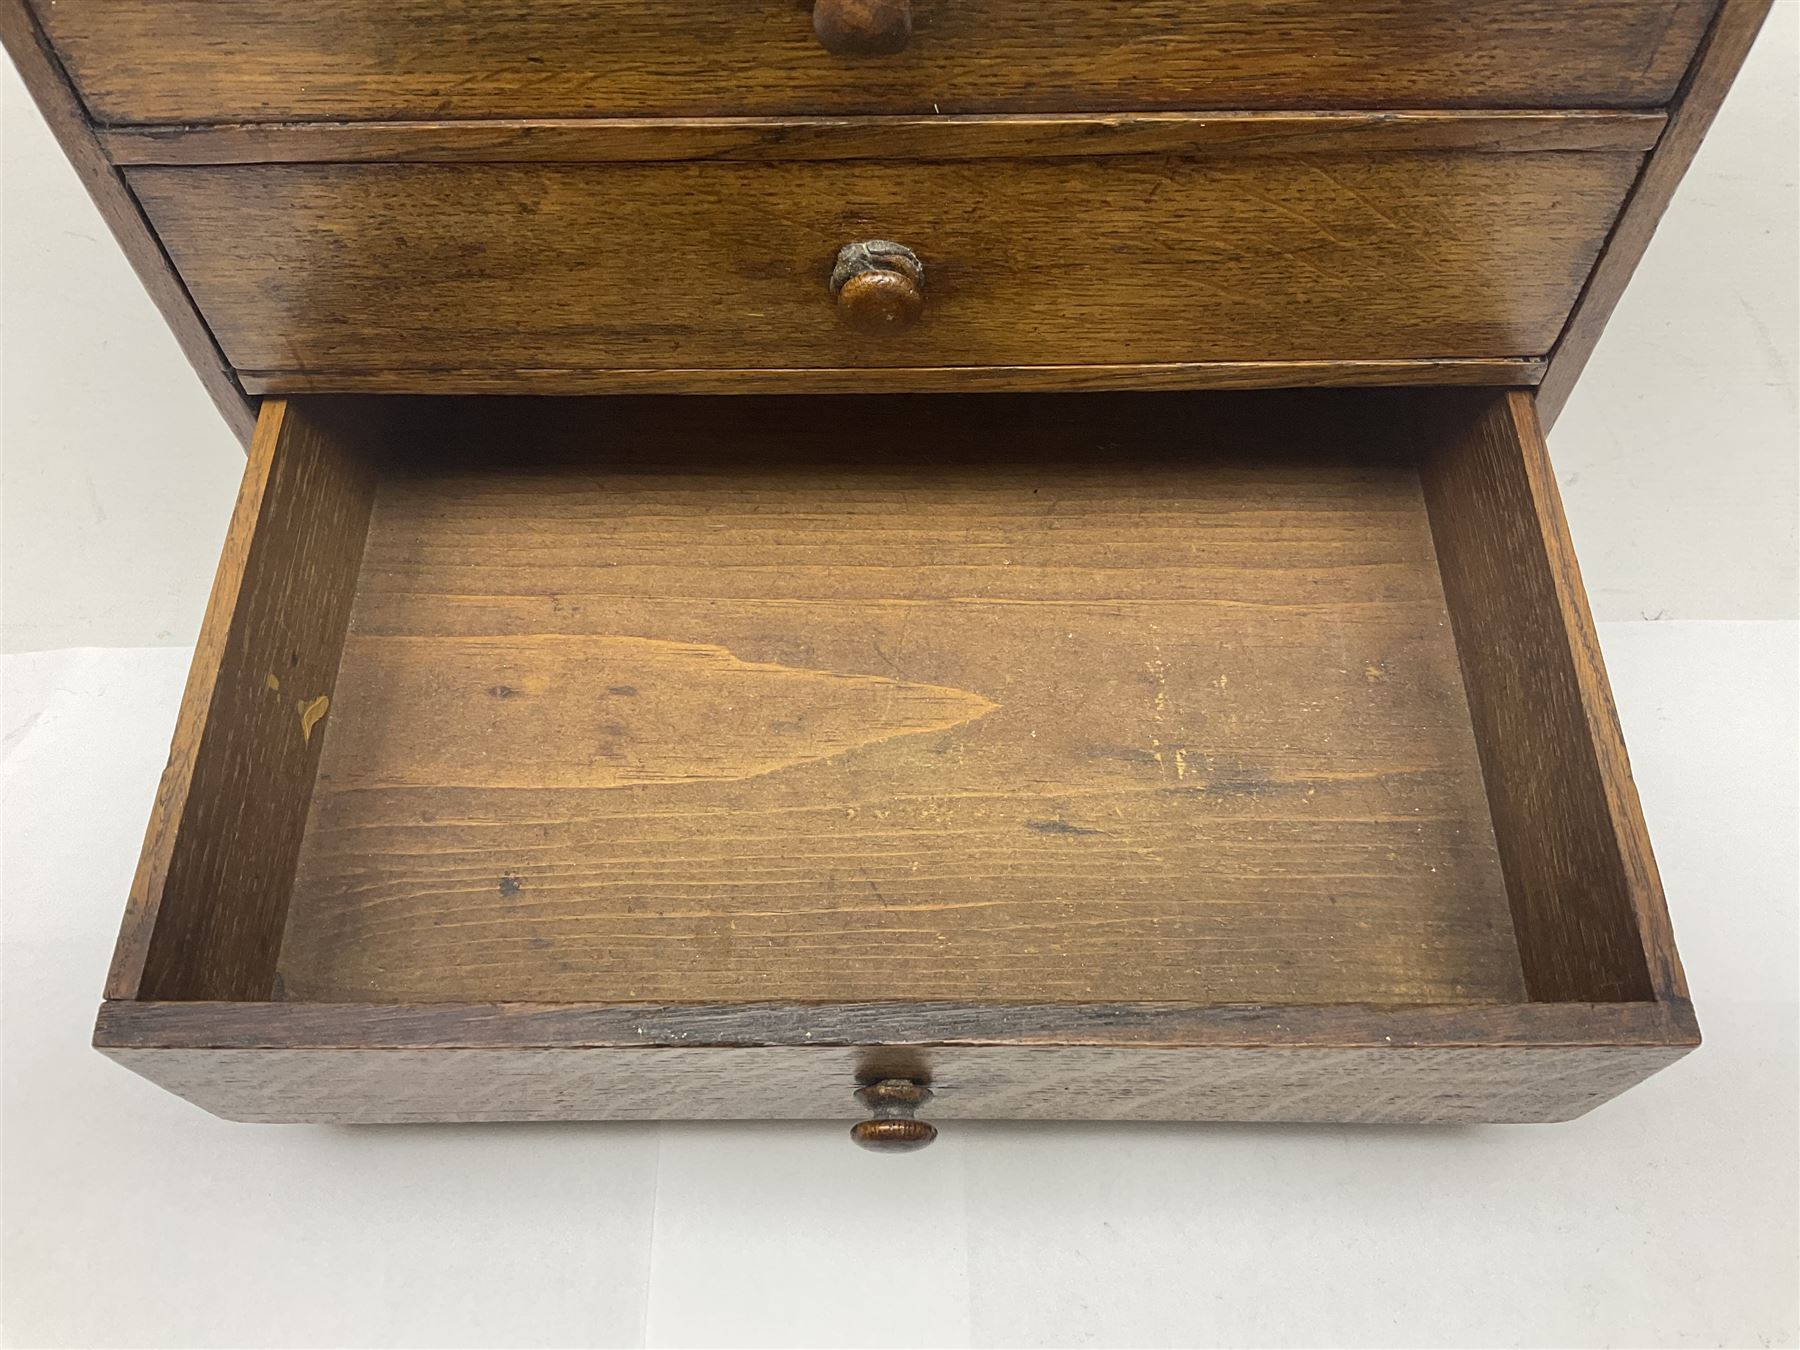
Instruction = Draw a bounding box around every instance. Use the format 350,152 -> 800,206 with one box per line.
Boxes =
3,0 -> 1769,1148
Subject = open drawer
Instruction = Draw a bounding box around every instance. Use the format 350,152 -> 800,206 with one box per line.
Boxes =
94,389 -> 1696,1139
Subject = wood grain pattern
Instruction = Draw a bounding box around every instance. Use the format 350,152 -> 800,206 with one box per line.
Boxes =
238,360 -> 1547,398
95,1039 -> 1690,1126
34,0 -> 1715,123
129,154 -> 1642,378
274,393 -> 1521,1006
96,112 -> 1669,167
94,998 -> 1695,1128
0,0 -> 255,444
318,634 -> 998,791
1537,0 -> 1774,428
94,997 -> 1701,1052
109,400 -> 377,1001
1419,391 -> 1681,1002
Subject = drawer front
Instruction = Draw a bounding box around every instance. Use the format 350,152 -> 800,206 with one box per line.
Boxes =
101,1042 -> 1690,1127
39,0 -> 1716,123
132,153 -> 1640,382
100,1002 -> 1695,1134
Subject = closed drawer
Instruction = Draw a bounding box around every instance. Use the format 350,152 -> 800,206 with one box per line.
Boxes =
96,388 -> 1695,1134
38,0 -> 1716,122
130,151 -> 1643,389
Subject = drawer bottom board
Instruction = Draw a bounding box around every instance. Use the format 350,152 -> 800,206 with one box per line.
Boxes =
276,395 -> 1520,1007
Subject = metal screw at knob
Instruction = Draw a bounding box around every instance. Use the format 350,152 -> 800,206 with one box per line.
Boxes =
851,1079 -> 937,1152
813,0 -> 913,55
831,240 -> 925,336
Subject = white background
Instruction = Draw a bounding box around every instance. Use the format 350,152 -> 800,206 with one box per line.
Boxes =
2,11 -> 1796,1346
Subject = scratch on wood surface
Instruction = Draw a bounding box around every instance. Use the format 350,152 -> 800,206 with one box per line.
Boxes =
1238,187 -> 1357,247
1301,162 -> 1407,230
1026,819 -> 1106,837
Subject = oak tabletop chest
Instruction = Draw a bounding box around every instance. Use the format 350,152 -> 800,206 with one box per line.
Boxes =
3,0 -> 1772,1149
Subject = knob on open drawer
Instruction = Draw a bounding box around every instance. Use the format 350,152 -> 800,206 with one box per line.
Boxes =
851,1080 -> 937,1152
813,0 -> 912,55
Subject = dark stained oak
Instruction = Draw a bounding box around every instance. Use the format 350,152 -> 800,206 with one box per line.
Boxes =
13,0 -> 1761,433
96,111 -> 1669,168
7,0 -> 1749,1135
128,153 -> 1642,379
33,0 -> 1716,123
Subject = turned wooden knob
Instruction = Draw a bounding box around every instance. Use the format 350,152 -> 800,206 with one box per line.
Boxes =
851,1079 -> 937,1152
831,240 -> 925,336
813,0 -> 912,55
